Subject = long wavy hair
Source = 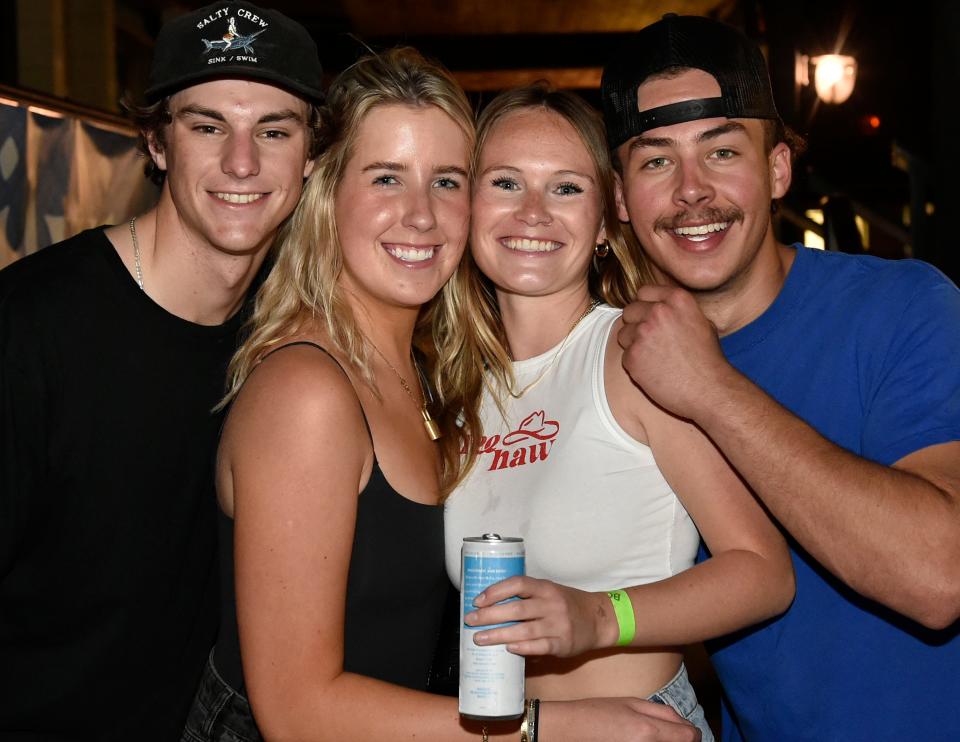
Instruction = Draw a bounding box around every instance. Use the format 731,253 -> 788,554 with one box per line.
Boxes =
224,47 -> 476,492
433,83 -> 653,489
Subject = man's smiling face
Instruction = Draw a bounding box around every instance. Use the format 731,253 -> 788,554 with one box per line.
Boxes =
616,68 -> 791,296
151,78 -> 315,258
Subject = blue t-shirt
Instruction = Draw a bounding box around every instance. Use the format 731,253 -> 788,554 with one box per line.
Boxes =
706,246 -> 960,741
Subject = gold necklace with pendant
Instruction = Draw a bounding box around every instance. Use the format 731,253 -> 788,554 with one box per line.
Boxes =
507,298 -> 600,399
368,342 -> 442,441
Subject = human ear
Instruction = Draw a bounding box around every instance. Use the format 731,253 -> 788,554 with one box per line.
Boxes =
596,219 -> 607,245
147,132 -> 167,172
614,172 -> 630,223
769,142 -> 792,200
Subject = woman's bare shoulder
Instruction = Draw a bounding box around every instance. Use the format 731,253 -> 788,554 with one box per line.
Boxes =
223,341 -> 367,458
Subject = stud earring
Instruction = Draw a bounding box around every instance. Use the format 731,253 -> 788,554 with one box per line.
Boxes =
594,240 -> 610,258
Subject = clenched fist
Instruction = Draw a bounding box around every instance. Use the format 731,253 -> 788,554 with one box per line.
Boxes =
617,285 -> 731,421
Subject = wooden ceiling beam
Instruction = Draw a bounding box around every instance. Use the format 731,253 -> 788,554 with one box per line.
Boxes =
341,0 -> 727,36
452,67 -> 602,91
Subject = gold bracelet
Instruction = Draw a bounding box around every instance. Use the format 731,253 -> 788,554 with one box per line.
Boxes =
520,697 -> 539,742
521,698 -> 539,742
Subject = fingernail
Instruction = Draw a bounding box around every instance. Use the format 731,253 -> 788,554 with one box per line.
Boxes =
473,591 -> 485,606
465,611 -> 478,624
474,632 -> 488,645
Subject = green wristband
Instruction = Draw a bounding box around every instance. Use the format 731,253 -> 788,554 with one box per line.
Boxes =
607,589 -> 636,646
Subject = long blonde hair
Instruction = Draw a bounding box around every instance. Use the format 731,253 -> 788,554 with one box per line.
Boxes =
434,83 -> 653,488
224,47 -> 476,491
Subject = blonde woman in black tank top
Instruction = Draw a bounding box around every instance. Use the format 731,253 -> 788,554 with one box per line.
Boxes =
182,49 -> 700,742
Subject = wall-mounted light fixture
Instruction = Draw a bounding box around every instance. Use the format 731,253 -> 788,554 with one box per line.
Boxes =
796,53 -> 857,104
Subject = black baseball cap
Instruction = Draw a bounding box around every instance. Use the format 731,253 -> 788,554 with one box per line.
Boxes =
145,2 -> 324,103
601,14 -> 779,150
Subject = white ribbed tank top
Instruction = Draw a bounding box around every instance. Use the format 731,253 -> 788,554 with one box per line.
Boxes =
444,305 -> 699,592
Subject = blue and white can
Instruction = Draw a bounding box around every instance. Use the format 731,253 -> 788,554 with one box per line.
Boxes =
459,533 -> 525,720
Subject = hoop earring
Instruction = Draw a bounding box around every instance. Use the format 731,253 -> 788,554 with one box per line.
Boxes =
594,240 -> 610,258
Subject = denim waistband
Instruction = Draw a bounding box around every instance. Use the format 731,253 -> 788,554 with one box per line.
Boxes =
648,664 -> 698,718
647,663 -> 714,741
181,650 -> 262,742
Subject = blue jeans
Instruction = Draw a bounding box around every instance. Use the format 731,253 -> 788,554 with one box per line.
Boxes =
180,652 -> 713,741
648,664 -> 715,742
180,651 -> 262,742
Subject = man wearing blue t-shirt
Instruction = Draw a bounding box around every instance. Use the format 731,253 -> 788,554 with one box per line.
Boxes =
602,13 -> 960,742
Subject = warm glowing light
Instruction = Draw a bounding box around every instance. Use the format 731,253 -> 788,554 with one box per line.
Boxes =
855,215 -> 869,249
804,209 -> 825,250
812,54 -> 857,104
27,105 -> 65,119
868,115 -> 881,129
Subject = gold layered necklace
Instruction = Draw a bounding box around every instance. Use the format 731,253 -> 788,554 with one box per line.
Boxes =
507,298 -> 600,400
369,342 -> 442,441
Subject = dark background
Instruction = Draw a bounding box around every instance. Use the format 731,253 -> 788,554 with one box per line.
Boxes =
4,1 -> 956,279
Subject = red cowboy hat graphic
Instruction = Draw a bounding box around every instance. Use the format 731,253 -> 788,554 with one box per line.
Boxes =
501,410 -> 560,445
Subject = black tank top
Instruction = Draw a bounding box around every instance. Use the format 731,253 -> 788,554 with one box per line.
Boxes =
214,342 -> 448,693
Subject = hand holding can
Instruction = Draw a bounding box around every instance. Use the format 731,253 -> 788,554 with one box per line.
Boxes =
459,534 -> 525,720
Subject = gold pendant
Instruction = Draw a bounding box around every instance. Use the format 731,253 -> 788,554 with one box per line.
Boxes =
421,407 -> 442,441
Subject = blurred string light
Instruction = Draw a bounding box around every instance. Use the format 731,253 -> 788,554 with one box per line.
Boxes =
805,206 -> 870,251
804,208 -> 826,250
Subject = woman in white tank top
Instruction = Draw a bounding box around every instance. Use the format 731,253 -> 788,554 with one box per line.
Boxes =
440,85 -> 795,740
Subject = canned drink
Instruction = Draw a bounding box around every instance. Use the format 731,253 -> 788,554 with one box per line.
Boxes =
459,533 -> 525,720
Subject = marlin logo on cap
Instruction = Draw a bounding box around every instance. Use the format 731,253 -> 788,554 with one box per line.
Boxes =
146,1 -> 324,103
202,16 -> 267,55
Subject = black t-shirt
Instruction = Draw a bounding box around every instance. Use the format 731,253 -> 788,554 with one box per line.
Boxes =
0,228 -> 246,740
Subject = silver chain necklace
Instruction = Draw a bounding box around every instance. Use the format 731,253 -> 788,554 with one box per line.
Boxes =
128,217 -> 144,291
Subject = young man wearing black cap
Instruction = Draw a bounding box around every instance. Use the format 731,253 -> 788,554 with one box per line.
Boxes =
602,13 -> 960,742
0,3 -> 322,738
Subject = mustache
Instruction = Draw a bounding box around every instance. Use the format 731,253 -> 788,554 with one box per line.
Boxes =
654,207 -> 744,233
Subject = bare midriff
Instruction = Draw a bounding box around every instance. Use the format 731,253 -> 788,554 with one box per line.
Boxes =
525,647 -> 682,700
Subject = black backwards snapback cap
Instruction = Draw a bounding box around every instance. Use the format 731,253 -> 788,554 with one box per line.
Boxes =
601,14 -> 779,150
145,2 -> 324,103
